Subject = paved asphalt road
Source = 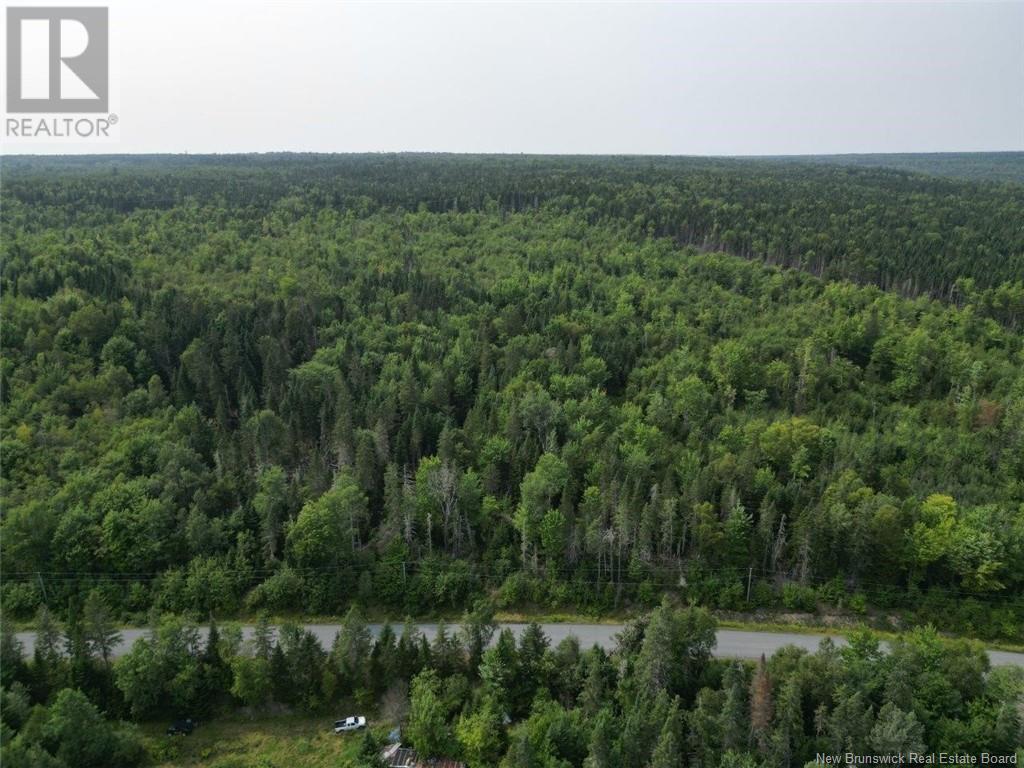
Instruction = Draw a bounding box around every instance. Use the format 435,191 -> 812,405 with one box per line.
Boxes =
13,622 -> 1024,666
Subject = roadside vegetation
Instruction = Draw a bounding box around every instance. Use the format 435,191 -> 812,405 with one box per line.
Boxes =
2,601 -> 1022,766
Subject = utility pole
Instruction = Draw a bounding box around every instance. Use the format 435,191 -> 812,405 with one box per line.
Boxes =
746,567 -> 753,603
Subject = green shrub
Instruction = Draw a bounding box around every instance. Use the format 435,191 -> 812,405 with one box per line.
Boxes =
750,581 -> 777,609
849,592 -> 868,614
817,576 -> 846,608
497,572 -> 542,608
184,556 -> 239,614
990,607 -> 1023,641
146,737 -> 180,763
153,568 -> 188,613
546,579 -> 572,607
636,580 -> 659,608
781,583 -> 818,612
0,582 -> 42,618
430,559 -> 479,607
716,581 -> 746,611
245,568 -> 306,614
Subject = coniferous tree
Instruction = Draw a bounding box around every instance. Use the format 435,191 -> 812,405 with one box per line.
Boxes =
749,655 -> 773,753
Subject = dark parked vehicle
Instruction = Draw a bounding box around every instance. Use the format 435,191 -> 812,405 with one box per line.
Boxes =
167,719 -> 196,736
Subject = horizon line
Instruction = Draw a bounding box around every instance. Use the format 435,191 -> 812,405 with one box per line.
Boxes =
4,149 -> 1023,160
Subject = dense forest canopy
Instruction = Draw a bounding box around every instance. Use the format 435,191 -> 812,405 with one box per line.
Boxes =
758,152 -> 1024,185
4,153 -> 1024,305
1,155 -> 1022,646
2,152 -> 1024,767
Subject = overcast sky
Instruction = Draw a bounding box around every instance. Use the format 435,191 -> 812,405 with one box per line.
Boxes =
4,0 -> 1023,155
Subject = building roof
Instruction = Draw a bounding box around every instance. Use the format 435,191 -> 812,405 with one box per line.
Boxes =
380,743 -> 466,768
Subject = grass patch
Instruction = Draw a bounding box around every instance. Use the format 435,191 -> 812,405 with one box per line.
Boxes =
141,713 -> 377,768
492,610 -> 630,625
